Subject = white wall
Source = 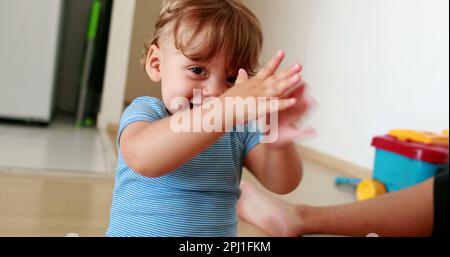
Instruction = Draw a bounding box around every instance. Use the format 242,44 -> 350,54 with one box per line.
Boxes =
244,0 -> 449,170
98,0 -> 136,130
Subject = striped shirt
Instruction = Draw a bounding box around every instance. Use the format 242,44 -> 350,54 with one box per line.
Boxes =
106,97 -> 263,237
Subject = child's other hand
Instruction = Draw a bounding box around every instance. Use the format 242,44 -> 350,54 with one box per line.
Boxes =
220,51 -> 302,126
270,81 -> 317,148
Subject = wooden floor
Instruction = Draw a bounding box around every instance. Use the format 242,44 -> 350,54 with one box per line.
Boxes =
0,171 -> 114,237
0,170 -> 269,237
0,156 -> 356,237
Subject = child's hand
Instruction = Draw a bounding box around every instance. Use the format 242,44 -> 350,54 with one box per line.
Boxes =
270,81 -> 317,148
220,51 -> 302,127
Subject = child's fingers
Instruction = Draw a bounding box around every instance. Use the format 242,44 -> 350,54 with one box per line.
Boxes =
290,126 -> 317,140
292,96 -> 316,116
266,98 -> 297,114
276,64 -> 303,81
296,98 -> 310,116
289,97 -> 318,125
304,96 -> 319,110
275,126 -> 317,145
293,93 -> 318,112
271,73 -> 302,97
235,69 -> 249,85
280,98 -> 309,125
256,51 -> 285,80
283,80 -> 306,99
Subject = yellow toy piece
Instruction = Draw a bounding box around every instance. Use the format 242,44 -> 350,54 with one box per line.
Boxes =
356,179 -> 387,201
443,130 -> 449,137
388,129 -> 449,146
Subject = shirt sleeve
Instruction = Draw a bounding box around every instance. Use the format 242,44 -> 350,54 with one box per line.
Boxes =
117,97 -> 169,147
239,121 -> 265,157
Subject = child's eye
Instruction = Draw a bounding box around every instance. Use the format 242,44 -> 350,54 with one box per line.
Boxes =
189,67 -> 207,77
226,76 -> 237,85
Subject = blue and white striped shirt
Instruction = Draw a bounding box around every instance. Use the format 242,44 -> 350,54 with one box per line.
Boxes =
107,97 -> 263,237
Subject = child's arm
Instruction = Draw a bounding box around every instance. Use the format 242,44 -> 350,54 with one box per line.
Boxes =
121,52 -> 301,178
245,143 -> 303,195
120,110 -> 226,178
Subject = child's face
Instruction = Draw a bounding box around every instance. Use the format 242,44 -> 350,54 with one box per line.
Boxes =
146,35 -> 237,114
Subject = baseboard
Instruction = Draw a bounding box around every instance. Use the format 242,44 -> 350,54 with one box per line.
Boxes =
296,145 -> 372,179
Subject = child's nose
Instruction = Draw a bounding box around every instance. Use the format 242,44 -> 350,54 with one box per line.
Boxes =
202,80 -> 227,97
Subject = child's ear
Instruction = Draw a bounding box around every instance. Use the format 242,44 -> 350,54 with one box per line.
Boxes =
145,44 -> 162,83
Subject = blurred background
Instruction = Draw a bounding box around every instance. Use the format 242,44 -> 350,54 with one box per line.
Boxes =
0,0 -> 448,237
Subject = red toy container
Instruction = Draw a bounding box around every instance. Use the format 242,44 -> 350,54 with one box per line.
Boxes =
371,136 -> 449,192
